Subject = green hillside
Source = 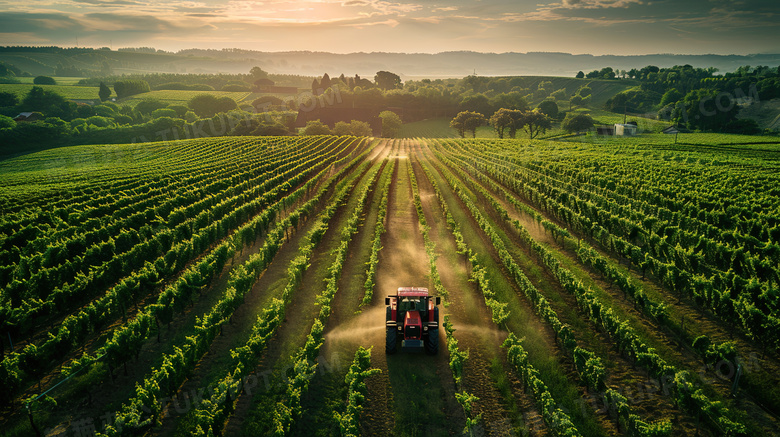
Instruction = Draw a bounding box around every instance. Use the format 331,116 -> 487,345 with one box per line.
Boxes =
0,83 -> 100,100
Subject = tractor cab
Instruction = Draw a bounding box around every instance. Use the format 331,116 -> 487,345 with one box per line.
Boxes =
385,287 -> 440,354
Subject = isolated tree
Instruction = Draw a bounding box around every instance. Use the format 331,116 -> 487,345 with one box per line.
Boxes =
489,108 -> 523,139
576,71 -> 585,79
98,82 -> 111,102
250,66 -> 268,80
450,111 -> 486,138
561,113 -> 595,133
517,109 -> 552,139
311,78 -> 320,95
375,71 -> 401,90
33,76 -> 56,85
379,110 -> 403,138
537,100 -> 559,119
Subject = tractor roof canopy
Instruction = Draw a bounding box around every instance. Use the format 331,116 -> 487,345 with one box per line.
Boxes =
397,287 -> 429,297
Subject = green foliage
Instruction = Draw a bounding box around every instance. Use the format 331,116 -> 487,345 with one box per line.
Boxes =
0,114 -> 15,130
374,70 -> 402,90
459,94 -> 493,116
604,88 -> 661,113
187,94 -> 238,118
302,120 -> 332,135
0,91 -> 18,107
221,82 -> 250,92
678,88 -> 740,131
362,159 -> 396,307
154,82 -> 214,91
151,108 -> 178,119
99,82 -> 111,102
659,88 -> 682,107
333,120 -> 373,137
33,76 -> 57,85
134,99 -> 167,115
334,347 -> 381,437
491,91 -> 528,111
451,111 -> 486,138
537,99 -> 559,118
378,110 -> 402,138
114,80 -> 150,99
166,104 -> 189,117
561,112 -> 595,133
489,108 -> 521,139
20,86 -> 67,112
517,108 -> 552,139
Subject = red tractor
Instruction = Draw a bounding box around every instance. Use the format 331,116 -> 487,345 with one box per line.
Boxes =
385,287 -> 440,354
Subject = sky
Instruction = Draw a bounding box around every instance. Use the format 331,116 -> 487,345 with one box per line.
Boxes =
0,0 -> 778,55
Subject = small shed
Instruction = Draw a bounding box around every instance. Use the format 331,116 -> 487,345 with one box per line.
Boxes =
13,112 -> 41,122
614,123 -> 637,136
662,126 -> 679,135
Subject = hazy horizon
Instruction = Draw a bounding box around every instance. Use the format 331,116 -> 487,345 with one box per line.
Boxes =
1,0 -> 778,56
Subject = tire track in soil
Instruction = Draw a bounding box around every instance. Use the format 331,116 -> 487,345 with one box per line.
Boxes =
410,143 -> 549,437
453,149 -> 780,435
219,140 -> 391,436
362,139 -> 460,437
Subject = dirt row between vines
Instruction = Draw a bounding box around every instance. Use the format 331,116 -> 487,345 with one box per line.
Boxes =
355,140 -> 459,437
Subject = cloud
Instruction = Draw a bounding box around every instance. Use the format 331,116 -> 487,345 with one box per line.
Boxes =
343,18 -> 399,27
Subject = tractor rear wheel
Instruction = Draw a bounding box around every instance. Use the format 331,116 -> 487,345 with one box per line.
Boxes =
386,306 -> 397,354
386,328 -> 397,354
425,328 -> 439,355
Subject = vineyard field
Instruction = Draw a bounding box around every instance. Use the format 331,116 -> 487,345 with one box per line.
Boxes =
1,135 -> 779,437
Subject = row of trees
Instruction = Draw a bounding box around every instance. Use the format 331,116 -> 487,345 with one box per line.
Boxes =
451,105 -> 597,139
311,71 -> 402,95
451,108 -> 553,139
